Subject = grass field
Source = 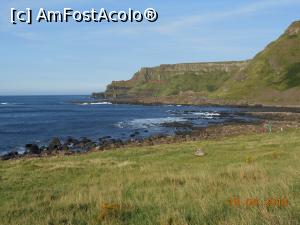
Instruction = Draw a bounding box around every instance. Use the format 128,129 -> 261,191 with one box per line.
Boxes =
0,129 -> 299,225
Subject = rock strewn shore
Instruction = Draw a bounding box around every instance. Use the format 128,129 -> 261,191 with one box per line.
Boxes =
92,96 -> 300,112
2,110 -> 299,161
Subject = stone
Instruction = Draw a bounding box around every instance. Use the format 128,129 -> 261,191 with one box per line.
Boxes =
80,137 -> 92,144
1,151 -> 19,160
48,137 -> 62,151
25,144 -> 41,154
99,136 -> 112,140
195,148 -> 206,157
65,137 -> 79,145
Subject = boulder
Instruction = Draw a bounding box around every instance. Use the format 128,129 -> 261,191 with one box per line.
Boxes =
1,151 -> 19,160
25,144 -> 41,154
99,136 -> 112,140
80,137 -> 92,144
65,137 -> 79,145
195,148 -> 206,157
74,138 -> 91,149
48,137 -> 62,151
84,142 -> 97,151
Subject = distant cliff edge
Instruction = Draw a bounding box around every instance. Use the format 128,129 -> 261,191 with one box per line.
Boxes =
94,20 -> 300,107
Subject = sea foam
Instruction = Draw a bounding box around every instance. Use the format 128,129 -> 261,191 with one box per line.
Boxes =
116,117 -> 187,129
79,102 -> 112,105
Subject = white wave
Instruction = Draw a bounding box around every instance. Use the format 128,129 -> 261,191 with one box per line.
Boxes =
0,102 -> 23,106
193,112 -> 220,116
79,102 -> 112,105
116,117 -> 187,129
115,122 -> 125,128
192,111 -> 220,119
90,102 -> 112,105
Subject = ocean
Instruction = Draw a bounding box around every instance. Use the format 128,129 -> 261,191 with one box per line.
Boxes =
0,95 -> 255,154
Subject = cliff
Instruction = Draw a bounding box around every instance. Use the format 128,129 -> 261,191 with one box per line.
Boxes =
105,61 -> 249,99
98,20 -> 300,106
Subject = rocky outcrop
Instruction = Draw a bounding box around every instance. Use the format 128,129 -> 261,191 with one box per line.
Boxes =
103,61 -> 249,99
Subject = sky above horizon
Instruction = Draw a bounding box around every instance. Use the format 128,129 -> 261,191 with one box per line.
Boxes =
0,0 -> 300,95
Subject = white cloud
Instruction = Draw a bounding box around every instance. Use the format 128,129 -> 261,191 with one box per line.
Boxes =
2,0 -> 300,41
63,0 -> 300,38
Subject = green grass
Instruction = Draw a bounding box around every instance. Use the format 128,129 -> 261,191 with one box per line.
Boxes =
129,72 -> 231,97
216,20 -> 300,100
1,129 -> 300,225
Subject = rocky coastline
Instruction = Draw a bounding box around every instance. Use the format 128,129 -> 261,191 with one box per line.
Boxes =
2,108 -> 300,161
91,93 -> 300,110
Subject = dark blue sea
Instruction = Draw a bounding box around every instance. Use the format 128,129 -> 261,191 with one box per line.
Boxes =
0,95 -> 255,154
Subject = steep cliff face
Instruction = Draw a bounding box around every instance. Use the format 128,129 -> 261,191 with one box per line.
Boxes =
105,61 -> 249,99
102,20 -> 300,106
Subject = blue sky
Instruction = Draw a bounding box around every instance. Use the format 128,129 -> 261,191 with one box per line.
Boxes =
0,0 -> 300,95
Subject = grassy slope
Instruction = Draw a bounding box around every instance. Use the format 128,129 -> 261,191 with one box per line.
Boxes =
1,129 -> 300,225
215,21 -> 300,104
129,71 -> 232,97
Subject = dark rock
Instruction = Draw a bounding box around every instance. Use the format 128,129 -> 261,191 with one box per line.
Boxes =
48,137 -> 62,151
65,137 -> 79,145
80,137 -> 92,144
99,136 -> 112,140
71,137 -> 96,152
40,146 -> 47,151
84,142 -> 97,151
99,138 -> 114,146
25,144 -> 41,154
98,139 -> 124,150
100,142 -> 110,148
61,144 -> 70,151
162,121 -> 193,129
1,151 -> 19,160
175,130 -> 192,136
74,138 -> 92,150
109,139 -> 124,148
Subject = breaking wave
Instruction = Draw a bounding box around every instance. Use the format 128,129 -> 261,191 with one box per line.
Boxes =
192,112 -> 220,116
79,102 -> 112,105
192,112 -> 221,119
116,117 -> 187,129
0,102 -> 21,106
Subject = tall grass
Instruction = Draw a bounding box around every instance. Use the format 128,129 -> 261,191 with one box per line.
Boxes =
0,129 -> 299,225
